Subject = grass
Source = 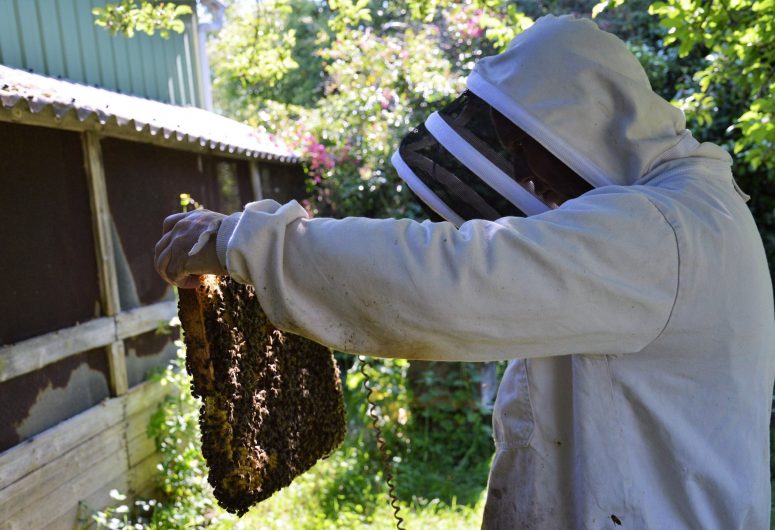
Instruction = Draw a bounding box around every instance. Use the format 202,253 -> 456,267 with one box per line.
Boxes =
236,448 -> 487,529
87,351 -> 492,530
232,358 -> 492,529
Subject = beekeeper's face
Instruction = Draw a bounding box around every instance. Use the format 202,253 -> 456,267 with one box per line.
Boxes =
491,108 -> 590,207
392,89 -> 595,225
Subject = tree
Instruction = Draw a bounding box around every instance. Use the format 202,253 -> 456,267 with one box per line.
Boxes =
209,0 -> 536,219
595,0 -> 775,277
92,0 -> 193,38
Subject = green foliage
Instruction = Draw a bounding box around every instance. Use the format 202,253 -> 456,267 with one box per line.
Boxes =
595,0 -> 775,280
179,192 -> 201,212
211,0 -> 775,277
86,329 -> 489,529
395,362 -> 494,505
210,0 -> 536,219
93,1 -> 192,39
87,336 -> 238,529
647,0 -> 774,172
210,0 -> 327,111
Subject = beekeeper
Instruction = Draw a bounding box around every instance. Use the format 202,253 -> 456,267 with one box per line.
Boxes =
155,15 -> 775,530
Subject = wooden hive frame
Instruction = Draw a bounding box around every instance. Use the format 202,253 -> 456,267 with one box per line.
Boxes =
178,275 -> 346,515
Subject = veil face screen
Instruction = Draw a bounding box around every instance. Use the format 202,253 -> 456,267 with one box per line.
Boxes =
399,124 -> 524,221
396,90 -> 594,222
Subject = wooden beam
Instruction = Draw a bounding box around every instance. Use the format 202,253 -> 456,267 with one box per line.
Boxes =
106,341 -> 129,397
115,300 -> 177,339
125,374 -> 177,417
0,398 -> 123,490
1,425 -> 129,529
83,131 -> 128,397
0,317 -> 116,383
0,106 -> 298,164
0,379 -> 173,528
83,132 -> 121,318
128,452 -> 163,500
0,302 -> 178,383
0,379 -> 170,491
249,160 -> 264,201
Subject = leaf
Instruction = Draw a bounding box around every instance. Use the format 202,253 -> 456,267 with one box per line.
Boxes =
753,0 -> 774,10
591,1 -> 610,18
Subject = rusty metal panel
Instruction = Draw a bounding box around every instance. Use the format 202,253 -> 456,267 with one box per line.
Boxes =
0,121 -> 101,346
258,161 -> 309,204
103,140 -> 257,388
0,347 -> 110,452
102,139 -> 255,311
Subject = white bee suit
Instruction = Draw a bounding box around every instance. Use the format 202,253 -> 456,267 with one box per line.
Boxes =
216,16 -> 775,530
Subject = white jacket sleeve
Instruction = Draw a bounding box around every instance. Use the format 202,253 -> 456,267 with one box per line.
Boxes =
220,188 -> 678,361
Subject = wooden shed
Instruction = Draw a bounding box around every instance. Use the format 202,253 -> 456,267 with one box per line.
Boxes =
0,4 -> 306,527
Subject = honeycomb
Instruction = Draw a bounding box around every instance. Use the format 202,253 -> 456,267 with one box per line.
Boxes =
177,275 -> 347,516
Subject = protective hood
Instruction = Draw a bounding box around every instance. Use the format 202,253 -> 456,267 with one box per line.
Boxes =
393,15 -> 732,224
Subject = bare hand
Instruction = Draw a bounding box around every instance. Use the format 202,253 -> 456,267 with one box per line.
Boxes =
154,209 -> 228,289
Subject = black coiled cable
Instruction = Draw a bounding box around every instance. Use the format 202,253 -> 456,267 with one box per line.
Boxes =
358,355 -> 407,530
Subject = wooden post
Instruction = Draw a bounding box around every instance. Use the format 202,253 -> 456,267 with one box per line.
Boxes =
83,131 -> 128,396
249,160 -> 264,201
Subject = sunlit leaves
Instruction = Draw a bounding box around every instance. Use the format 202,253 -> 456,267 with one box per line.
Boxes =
210,0 -> 533,219
328,0 -> 373,32
92,0 -> 192,39
646,0 -> 774,172
210,0 -> 299,89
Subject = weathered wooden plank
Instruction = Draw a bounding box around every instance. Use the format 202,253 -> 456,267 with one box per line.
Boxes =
0,397 -> 123,490
0,382 -> 170,529
44,474 -> 128,530
125,378 -> 174,418
115,301 -> 177,339
0,423 -> 125,519
0,301 -> 178,383
126,404 -> 158,444
83,131 -> 122,317
128,427 -> 157,469
126,386 -> 171,469
84,130 -> 128,397
128,452 -> 163,499
3,437 -> 130,530
250,160 -> 265,200
0,380 -> 164,490
126,402 -> 156,438
107,340 -> 129,396
0,316 -> 116,383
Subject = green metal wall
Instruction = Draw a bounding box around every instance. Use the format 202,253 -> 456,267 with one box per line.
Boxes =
0,0 -> 202,107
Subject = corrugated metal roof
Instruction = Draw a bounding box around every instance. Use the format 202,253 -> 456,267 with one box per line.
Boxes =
0,65 -> 299,162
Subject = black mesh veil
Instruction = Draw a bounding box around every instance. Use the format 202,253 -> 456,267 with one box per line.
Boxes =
392,90 -> 593,225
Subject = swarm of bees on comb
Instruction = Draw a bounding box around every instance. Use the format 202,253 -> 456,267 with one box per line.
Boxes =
177,275 -> 347,516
